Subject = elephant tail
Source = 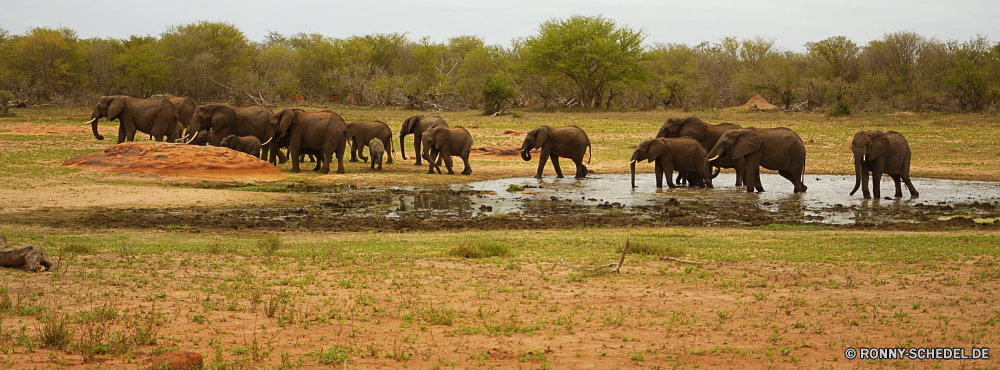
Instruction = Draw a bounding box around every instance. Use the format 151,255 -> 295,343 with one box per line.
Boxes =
586,143 -> 592,164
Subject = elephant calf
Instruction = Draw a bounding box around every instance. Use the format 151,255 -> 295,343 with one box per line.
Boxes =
220,135 -> 268,158
850,130 -> 918,199
369,138 -> 386,171
421,126 -> 473,175
630,137 -> 713,189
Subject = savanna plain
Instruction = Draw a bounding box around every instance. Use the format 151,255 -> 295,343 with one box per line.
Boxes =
1,106 -> 999,369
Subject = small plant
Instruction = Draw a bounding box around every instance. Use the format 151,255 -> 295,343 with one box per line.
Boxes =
447,241 -> 510,259
506,184 -> 524,192
37,314 -> 73,350
256,234 -> 283,256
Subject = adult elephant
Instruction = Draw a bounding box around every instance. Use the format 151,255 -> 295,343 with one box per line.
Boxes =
273,109 -> 347,174
186,104 -> 275,160
850,130 -> 919,199
656,116 -> 743,185
630,137 -> 713,189
520,125 -> 592,179
84,95 -> 182,143
151,94 -> 196,131
347,121 -> 394,164
399,115 -> 448,165
420,126 -> 473,175
707,128 -> 808,193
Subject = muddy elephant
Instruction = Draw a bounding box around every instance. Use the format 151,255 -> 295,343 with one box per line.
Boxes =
220,134 -> 269,158
186,104 -> 278,161
656,116 -> 743,186
369,138 -> 386,171
850,130 -> 919,199
630,137 -> 713,189
520,125 -> 592,179
707,128 -> 808,193
421,126 -> 473,175
348,121 -> 394,164
273,109 -> 348,174
84,95 -> 182,143
400,115 -> 448,165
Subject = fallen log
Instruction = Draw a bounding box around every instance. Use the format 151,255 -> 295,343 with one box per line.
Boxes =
0,234 -> 57,272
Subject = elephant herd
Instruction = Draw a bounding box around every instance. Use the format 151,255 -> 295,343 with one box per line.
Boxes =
82,95 -> 918,199
630,116 -> 918,199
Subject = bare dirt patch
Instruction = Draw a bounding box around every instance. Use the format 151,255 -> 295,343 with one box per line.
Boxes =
62,142 -> 286,180
0,184 -> 301,212
5,125 -> 116,136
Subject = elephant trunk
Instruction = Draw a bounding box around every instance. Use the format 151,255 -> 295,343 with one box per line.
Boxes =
399,135 -> 407,160
850,159 -> 863,196
88,118 -> 103,140
710,166 -> 721,179
520,148 -> 532,161
630,160 -> 637,188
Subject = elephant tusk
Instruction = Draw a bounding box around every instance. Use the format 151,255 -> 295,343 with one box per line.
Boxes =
850,155 -> 854,163
707,155 -> 720,162
629,159 -> 636,165
185,135 -> 197,144
261,137 -> 272,146
82,118 -> 98,125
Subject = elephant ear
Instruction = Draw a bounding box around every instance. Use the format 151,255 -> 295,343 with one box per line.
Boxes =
870,131 -> 890,159
212,105 -> 237,130
278,110 -> 296,136
434,128 -> 449,149
402,116 -> 416,135
731,130 -> 762,159
533,127 -> 549,149
107,97 -> 126,121
647,139 -> 667,163
678,117 -> 707,140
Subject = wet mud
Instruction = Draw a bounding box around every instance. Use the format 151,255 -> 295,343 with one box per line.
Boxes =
10,174 -> 1000,232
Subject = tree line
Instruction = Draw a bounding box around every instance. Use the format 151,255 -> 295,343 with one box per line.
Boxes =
1,15 -> 999,115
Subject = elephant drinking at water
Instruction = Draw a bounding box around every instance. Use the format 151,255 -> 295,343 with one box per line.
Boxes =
707,128 -> 808,193
630,137 -> 713,189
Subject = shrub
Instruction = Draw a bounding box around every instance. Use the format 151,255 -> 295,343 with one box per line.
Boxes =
482,75 -> 516,116
447,241 -> 510,259
0,90 -> 14,115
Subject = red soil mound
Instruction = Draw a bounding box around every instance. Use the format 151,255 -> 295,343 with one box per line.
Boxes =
62,142 -> 286,180
730,93 -> 777,110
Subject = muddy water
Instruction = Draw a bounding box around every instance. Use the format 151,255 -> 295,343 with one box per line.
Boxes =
447,174 -> 1000,224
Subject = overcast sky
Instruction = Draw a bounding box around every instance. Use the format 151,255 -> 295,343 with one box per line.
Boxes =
3,1 -> 998,51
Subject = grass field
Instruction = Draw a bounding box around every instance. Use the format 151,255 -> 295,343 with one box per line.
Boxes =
1,105 -> 999,369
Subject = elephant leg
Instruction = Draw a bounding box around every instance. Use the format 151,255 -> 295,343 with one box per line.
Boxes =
359,143 -> 369,163
573,157 -> 586,179
349,139 -> 359,162
125,125 -> 138,142
117,124 -> 127,144
289,146 -> 301,173
276,148 -> 288,164
902,176 -> 919,198
654,162 -> 664,188
675,172 -> 685,186
663,163 -> 677,188
873,172 -> 883,199
890,174 -> 904,198
444,153 -> 455,175
745,165 -> 761,193
312,155 -> 322,171
461,155 -> 471,175
335,145 -> 346,174
534,150 -> 550,178
413,134 -> 423,165
551,155 -> 564,178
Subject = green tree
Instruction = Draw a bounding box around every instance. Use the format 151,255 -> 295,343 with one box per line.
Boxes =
521,15 -> 647,108
481,74 -> 516,115
160,21 -> 251,101
642,43 -> 701,109
946,35 -> 998,112
6,27 -> 86,101
114,36 -> 172,97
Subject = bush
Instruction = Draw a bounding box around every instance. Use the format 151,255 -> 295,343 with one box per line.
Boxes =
0,90 -> 15,115
829,97 -> 852,117
482,75 -> 516,116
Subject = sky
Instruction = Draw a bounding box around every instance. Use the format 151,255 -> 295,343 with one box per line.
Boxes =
3,0 -> 999,51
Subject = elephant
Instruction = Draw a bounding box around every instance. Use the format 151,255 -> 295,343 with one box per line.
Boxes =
184,130 -> 213,146
400,115 -> 448,165
420,126 -> 473,175
707,127 -> 808,193
850,130 -> 919,199
368,138 -> 386,171
84,95 -> 182,143
220,134 -> 270,158
630,137 -> 713,189
273,109 -> 348,174
519,125 -> 592,179
656,116 -> 743,186
186,104 -> 278,161
151,94 -> 196,130
347,121 -> 394,164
